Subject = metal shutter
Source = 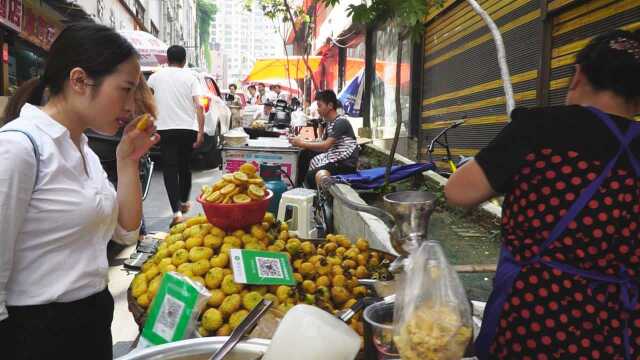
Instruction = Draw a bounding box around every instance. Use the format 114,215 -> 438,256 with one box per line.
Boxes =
420,0 -> 543,160
547,0 -> 640,106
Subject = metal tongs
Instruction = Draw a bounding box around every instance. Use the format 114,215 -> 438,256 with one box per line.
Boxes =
209,299 -> 273,360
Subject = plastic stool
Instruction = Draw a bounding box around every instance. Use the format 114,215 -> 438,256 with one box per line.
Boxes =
277,188 -> 317,239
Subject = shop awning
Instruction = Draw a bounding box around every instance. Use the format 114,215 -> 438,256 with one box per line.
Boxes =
345,58 -> 411,86
243,56 -> 323,82
119,30 -> 169,69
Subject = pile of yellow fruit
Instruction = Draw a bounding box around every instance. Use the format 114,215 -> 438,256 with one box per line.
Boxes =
130,212 -> 392,339
200,163 -> 266,204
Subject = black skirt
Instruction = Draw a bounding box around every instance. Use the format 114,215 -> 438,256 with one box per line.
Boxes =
0,288 -> 114,360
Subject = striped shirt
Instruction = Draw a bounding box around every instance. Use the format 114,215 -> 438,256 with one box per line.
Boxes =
310,116 -> 358,170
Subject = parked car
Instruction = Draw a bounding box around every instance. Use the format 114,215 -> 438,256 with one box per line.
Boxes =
143,67 -> 230,169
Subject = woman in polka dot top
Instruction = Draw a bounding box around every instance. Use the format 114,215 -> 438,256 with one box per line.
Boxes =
445,29 -> 640,360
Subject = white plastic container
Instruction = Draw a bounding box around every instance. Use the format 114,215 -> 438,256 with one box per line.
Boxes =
262,304 -> 361,360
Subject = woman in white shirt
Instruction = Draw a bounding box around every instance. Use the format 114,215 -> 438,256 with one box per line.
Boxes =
0,23 -> 159,359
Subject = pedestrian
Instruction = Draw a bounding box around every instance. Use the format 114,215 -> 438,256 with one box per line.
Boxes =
147,45 -> 206,226
289,90 -> 358,188
227,83 -> 243,128
0,22 -> 159,360
445,29 -> 640,359
247,84 -> 258,105
257,82 -> 266,104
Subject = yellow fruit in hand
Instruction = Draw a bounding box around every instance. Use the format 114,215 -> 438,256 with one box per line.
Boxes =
242,291 -> 263,311
229,310 -> 249,329
135,114 -> 150,131
208,289 -> 226,307
205,267 -> 225,289
220,293 -> 241,317
203,235 -> 222,249
221,274 -> 243,295
210,253 -> 229,268
202,308 -> 224,332
189,246 -> 213,262
192,259 -> 211,276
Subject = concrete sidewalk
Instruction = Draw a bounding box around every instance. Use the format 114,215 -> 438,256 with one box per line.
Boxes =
109,167 -> 222,358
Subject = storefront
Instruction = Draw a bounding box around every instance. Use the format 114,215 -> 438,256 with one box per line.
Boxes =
419,0 -> 640,162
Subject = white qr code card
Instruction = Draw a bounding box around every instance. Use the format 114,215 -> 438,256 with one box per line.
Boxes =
230,249 -> 296,286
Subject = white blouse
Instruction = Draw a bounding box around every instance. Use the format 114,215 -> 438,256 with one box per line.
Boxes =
0,104 -> 139,322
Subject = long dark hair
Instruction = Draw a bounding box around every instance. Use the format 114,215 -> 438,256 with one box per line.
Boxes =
575,29 -> 640,103
3,22 -> 137,124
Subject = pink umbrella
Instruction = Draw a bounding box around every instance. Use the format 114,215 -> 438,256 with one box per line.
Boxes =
119,30 -> 168,68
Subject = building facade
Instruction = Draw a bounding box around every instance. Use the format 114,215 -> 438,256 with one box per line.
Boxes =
211,0 -> 283,86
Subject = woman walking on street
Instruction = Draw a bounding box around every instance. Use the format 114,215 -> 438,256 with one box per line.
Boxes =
446,29 -> 640,359
0,23 -> 159,359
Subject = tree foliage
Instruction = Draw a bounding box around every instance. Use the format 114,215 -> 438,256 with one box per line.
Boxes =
197,0 -> 218,71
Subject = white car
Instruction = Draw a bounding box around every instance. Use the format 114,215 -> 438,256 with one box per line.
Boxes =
193,71 -> 231,168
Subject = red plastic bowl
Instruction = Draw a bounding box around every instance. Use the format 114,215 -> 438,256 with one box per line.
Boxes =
197,190 -> 273,230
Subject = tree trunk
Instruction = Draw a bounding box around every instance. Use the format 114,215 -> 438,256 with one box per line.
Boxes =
384,30 -> 404,187
283,0 -> 319,92
466,0 -> 515,116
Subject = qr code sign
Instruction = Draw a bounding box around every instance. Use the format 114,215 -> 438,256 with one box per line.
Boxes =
152,294 -> 184,342
256,257 -> 284,278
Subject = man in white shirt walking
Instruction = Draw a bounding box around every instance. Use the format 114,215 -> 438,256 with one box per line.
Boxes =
148,45 -> 205,225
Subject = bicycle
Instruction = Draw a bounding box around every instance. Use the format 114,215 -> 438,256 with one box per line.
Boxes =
426,119 -> 470,177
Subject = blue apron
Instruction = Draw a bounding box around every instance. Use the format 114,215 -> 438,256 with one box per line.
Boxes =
475,107 -> 640,360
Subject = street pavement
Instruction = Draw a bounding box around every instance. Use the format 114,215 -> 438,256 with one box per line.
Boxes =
108,166 -> 222,358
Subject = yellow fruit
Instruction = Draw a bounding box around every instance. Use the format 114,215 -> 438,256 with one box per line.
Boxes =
232,194 -> 251,204
177,263 -> 193,275
301,242 -> 315,256
239,162 -> 257,176
263,212 -> 275,224
160,264 -> 176,273
203,235 -> 223,249
216,324 -> 232,336
191,276 -> 206,286
248,184 -> 265,199
220,183 -> 237,195
241,234 -> 256,246
137,293 -> 151,308
170,222 -> 186,235
155,248 -> 171,259
172,249 -> 189,266
189,246 -> 213,262
222,268 -> 233,277
242,291 -> 263,311
202,308 -> 224,331
244,243 -> 261,251
302,280 -> 316,294
219,244 -> 235,257
276,286 -> 292,302
229,310 -> 249,329
250,225 -> 266,240
263,293 -> 279,306
131,274 -> 148,298
148,274 -> 162,299
248,178 -> 264,186
300,262 -> 315,278
206,191 -> 222,203
192,259 -> 211,276
355,238 -> 369,252
221,274 -> 243,295
210,227 -> 225,238
141,260 -> 155,273
208,289 -> 226,307
331,286 -> 351,304
332,274 -> 347,287
293,273 -> 303,283
233,171 -> 249,183
355,265 -> 369,279
205,267 -> 225,289
353,286 -> 368,298
210,253 -> 229,268
316,275 -> 330,288
135,114 -> 150,131
168,240 -> 186,254
223,236 -> 242,247
220,293 -> 242,317
185,236 -> 204,250
280,222 -> 289,232
144,265 -> 160,280
342,259 -> 357,269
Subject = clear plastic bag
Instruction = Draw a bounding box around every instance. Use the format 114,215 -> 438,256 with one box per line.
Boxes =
393,241 -> 472,360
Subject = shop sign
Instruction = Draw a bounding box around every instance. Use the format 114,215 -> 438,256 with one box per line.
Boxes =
0,0 -> 23,32
21,2 -> 58,50
2,43 -> 7,63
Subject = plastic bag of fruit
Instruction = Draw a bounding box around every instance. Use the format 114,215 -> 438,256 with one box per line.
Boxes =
393,241 -> 472,360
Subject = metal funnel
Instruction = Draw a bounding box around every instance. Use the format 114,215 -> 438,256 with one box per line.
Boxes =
383,191 -> 436,255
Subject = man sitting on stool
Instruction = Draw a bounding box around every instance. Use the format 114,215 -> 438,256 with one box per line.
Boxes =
289,90 -> 359,188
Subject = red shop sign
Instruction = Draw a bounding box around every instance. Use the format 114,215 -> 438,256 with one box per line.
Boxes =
0,0 -> 22,32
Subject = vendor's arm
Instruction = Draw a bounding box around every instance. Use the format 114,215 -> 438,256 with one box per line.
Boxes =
115,118 -> 160,244
0,134 -> 37,322
445,108 -> 538,209
290,136 -> 335,152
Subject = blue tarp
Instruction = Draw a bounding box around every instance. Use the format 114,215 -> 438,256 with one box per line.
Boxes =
333,162 -> 436,190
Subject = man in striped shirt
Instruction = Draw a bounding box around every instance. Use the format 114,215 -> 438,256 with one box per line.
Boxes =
290,90 -> 359,188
